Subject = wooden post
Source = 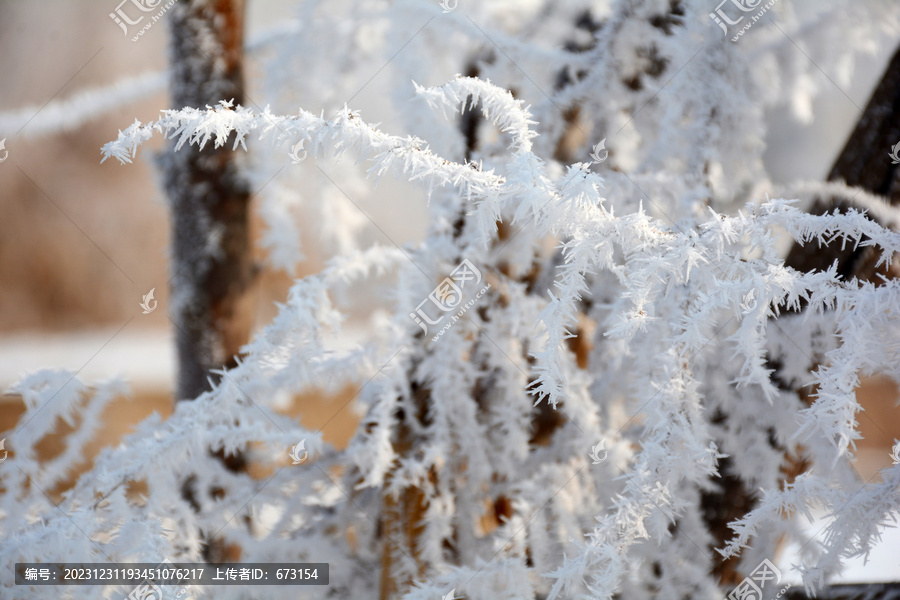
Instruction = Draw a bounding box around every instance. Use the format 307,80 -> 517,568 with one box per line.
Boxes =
162,0 -> 254,402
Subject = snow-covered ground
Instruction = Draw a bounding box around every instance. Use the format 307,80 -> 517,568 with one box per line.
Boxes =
0,328 -> 174,392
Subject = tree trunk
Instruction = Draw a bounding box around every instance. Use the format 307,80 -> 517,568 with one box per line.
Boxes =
162,0 -> 254,402
828,45 -> 900,199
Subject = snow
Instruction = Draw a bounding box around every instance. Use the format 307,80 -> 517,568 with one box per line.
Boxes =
780,508 -> 900,584
0,328 -> 174,392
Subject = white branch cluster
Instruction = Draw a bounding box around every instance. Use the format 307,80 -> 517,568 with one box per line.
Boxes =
3,1 -> 900,599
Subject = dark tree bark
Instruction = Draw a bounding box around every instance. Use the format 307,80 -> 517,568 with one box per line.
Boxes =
828,45 -> 900,199
161,0 -> 254,402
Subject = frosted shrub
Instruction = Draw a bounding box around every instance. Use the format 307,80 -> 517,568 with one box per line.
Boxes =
3,1 -> 900,599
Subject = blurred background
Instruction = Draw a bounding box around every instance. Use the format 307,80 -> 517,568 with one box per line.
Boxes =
0,0 -> 898,583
